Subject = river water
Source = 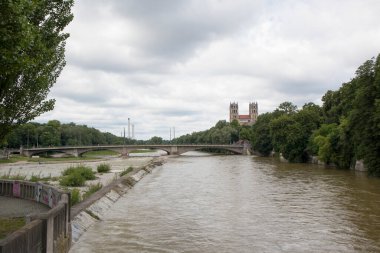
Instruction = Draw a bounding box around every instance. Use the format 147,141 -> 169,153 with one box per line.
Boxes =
71,153 -> 380,252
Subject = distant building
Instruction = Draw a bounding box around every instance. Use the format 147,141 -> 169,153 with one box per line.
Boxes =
229,102 -> 258,126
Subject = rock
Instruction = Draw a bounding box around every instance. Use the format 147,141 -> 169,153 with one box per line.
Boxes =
354,160 -> 367,172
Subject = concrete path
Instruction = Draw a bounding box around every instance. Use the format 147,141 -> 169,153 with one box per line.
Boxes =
0,196 -> 49,218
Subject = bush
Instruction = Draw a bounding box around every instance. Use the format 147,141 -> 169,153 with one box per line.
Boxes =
120,166 -> 133,177
82,183 -> 102,199
97,163 -> 111,173
61,167 -> 76,176
62,165 -> 95,180
70,188 -> 81,206
59,172 -> 86,187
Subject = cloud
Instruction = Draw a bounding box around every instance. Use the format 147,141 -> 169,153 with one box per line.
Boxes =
36,0 -> 380,139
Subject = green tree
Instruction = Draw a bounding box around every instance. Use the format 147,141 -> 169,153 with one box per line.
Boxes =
275,101 -> 298,114
269,103 -> 322,162
148,136 -> 163,145
251,112 -> 274,156
0,0 -> 74,143
349,55 -> 380,176
239,127 -> 252,141
39,120 -> 61,146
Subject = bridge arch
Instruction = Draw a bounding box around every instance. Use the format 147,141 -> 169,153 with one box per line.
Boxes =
176,146 -> 243,155
21,144 -> 247,157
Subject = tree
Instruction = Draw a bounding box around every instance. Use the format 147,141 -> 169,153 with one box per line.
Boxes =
0,0 -> 74,143
349,55 -> 380,176
239,127 -> 252,141
275,101 -> 298,114
251,112 -> 274,156
269,104 -> 322,162
39,120 -> 61,146
148,136 -> 163,145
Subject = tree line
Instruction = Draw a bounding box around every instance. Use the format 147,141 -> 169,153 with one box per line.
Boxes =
0,120 -> 171,148
251,55 -> 379,176
173,55 -> 380,176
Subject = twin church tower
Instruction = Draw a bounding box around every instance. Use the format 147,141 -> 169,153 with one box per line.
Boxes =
229,102 -> 258,126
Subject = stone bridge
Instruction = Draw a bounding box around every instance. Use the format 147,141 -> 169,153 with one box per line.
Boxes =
19,144 -> 250,157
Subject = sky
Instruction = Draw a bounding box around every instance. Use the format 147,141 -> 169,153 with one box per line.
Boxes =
36,0 -> 380,140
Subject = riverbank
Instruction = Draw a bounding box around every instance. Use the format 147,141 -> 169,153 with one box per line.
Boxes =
0,156 -> 157,187
0,154 -> 167,250
69,156 -> 166,246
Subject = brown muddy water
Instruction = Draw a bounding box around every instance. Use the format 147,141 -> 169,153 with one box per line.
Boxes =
70,153 -> 380,252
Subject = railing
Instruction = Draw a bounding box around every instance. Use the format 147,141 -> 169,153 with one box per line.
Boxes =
0,180 -> 71,253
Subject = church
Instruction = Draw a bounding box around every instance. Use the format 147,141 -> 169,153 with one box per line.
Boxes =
229,102 -> 258,126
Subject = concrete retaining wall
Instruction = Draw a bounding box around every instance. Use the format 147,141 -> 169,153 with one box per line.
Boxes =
70,158 -> 163,245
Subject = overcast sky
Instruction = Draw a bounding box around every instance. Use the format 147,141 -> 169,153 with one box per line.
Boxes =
36,0 -> 380,140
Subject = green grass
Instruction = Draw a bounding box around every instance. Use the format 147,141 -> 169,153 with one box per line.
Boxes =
60,165 -> 96,187
0,155 -> 29,164
82,182 -> 102,199
29,173 -> 59,182
0,169 -> 59,182
31,156 -> 99,162
129,149 -> 154,153
0,218 -> 26,239
61,165 -> 95,180
59,173 -> 86,187
120,166 -> 134,177
0,169 -> 27,180
82,150 -> 119,157
0,155 -> 99,164
97,163 -> 111,173
70,188 -> 82,206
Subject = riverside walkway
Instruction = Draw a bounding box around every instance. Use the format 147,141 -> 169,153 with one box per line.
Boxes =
0,196 -> 49,218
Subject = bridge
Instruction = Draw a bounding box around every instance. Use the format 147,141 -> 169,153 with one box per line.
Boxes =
18,144 -> 251,157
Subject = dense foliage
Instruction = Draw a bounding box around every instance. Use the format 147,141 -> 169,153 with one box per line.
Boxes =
60,165 -> 95,186
252,55 -> 380,176
97,163 -> 111,173
1,121 -> 124,148
1,120 -> 178,148
172,55 -> 380,176
0,0 -> 74,143
172,119 -> 249,145
2,53 -> 379,176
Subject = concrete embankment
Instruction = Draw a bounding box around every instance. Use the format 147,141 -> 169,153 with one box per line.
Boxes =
70,157 -> 165,244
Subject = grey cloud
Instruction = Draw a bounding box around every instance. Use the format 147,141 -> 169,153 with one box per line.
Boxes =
110,0 -> 263,59
35,0 -> 380,140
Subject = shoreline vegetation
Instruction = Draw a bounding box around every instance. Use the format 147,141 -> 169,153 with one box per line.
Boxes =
0,155 -> 166,242
0,217 -> 26,240
172,54 -> 380,177
0,149 -> 158,165
0,154 -> 161,207
1,55 -> 379,176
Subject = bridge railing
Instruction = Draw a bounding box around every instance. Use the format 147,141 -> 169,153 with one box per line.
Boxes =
0,180 -> 71,253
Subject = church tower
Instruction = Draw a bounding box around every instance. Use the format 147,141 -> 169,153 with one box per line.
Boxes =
229,102 -> 239,122
249,102 -> 258,123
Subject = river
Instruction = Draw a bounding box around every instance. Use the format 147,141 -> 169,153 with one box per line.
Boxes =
70,152 -> 380,252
